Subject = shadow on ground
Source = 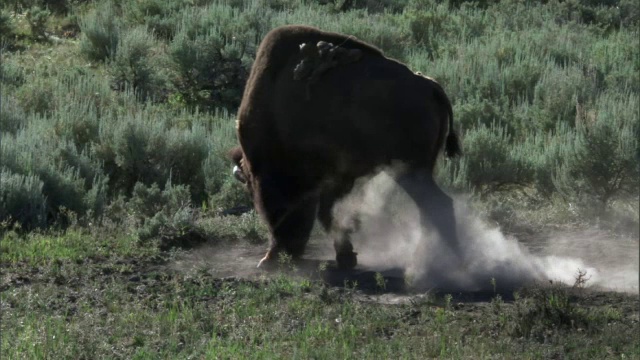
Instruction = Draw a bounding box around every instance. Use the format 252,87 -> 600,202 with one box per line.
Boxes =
289,258 -> 520,302
170,241 -> 524,303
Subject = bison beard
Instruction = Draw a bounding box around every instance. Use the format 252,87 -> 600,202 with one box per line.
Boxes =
230,25 -> 462,269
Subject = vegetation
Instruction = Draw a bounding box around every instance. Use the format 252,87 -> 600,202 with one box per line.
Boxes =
1,0 -> 637,233
1,0 -> 638,358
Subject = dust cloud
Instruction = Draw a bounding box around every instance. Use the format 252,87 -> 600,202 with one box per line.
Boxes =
334,171 -> 639,294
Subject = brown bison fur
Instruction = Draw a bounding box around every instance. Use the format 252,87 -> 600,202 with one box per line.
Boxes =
231,25 -> 462,269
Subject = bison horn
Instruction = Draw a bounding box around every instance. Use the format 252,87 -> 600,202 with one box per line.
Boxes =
233,165 -> 247,183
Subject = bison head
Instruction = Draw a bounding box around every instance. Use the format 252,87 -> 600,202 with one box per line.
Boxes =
228,146 -> 248,184
233,165 -> 246,183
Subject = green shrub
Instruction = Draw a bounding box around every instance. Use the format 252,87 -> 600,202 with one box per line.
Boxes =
618,0 -> 640,28
129,181 -> 204,249
528,65 -> 598,132
8,0 -> 85,14
25,5 -> 50,40
79,1 -> 120,62
442,124 -> 534,193
54,69 -> 116,119
52,141 -> 104,189
129,181 -> 188,220
0,58 -> 25,88
521,124 -> 577,199
454,96 -> 505,132
167,4 -> 259,111
553,92 -> 639,209
273,5 -> 412,60
110,26 -> 160,100
82,174 -> 109,221
14,77 -> 56,115
331,11 -> 412,61
92,109 -> 212,202
589,30 -> 640,93
334,0 -> 409,13
209,177 -> 252,211
0,95 -> 26,135
122,0 -> 184,40
553,0 -> 639,31
0,169 -> 47,229
1,112 -> 107,228
198,210 -> 268,244
405,2 -> 454,58
0,10 -> 16,46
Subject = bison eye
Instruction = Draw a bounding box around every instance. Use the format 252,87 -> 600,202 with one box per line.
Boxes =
233,165 -> 247,184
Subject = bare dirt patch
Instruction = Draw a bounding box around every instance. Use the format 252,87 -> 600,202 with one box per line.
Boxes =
170,173 -> 638,300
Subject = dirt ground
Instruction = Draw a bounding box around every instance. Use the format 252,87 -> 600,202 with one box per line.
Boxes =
170,224 -> 639,303
3,226 -> 638,359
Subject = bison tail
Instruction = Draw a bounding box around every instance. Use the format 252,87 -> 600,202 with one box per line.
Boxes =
445,131 -> 461,158
431,79 -> 461,158
443,92 -> 461,158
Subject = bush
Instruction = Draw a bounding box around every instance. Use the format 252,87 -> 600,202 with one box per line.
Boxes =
167,4 -> 258,111
0,58 -> 25,88
79,1 -> 120,62
209,177 -> 252,212
14,77 -> 56,115
128,181 -> 205,249
2,110 -> 107,228
273,5 -> 413,60
92,109 -> 212,202
454,96 -> 505,132
406,2 -> 452,58
110,26 -> 160,100
553,0 -> 640,31
122,0 -> 184,40
0,10 -> 16,46
333,0 -> 409,13
198,211 -> 268,245
527,65 -> 598,132
553,92 -> 639,209
441,124 -> 534,194
25,6 -> 50,40
6,0 -> 87,14
0,95 -> 26,135
0,169 -> 47,230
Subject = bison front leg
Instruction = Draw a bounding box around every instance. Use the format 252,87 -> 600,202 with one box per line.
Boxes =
254,174 -> 317,267
318,191 -> 358,270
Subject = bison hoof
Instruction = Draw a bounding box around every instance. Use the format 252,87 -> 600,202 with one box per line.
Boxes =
336,252 -> 358,270
257,250 -> 274,268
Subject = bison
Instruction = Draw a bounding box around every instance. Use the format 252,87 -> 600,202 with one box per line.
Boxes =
229,25 -> 462,269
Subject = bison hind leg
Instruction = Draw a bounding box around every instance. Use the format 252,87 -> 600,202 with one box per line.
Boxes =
333,226 -> 358,270
397,170 -> 461,256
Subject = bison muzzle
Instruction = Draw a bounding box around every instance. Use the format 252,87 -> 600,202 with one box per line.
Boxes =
229,25 -> 462,270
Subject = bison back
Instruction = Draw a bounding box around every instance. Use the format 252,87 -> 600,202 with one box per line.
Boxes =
238,25 -> 451,179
